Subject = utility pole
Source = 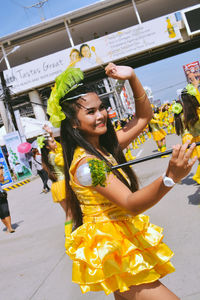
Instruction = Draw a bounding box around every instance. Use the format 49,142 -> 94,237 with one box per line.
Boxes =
0,71 -> 18,131
24,0 -> 48,21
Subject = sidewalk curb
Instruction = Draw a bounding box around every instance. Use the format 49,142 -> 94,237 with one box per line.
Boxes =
3,179 -> 31,191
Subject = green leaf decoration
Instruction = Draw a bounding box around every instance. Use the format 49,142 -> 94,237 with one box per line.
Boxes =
88,159 -> 111,187
47,67 -> 84,128
172,103 -> 183,115
186,84 -> 197,97
55,68 -> 84,100
37,136 -> 45,149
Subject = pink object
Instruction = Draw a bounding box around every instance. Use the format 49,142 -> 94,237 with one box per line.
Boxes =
17,142 -> 32,154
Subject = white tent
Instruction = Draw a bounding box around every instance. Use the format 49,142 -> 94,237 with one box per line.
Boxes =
0,117 -> 60,146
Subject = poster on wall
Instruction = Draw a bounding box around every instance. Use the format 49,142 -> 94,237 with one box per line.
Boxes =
183,61 -> 200,83
0,147 -> 13,186
3,131 -> 32,181
3,14 -> 181,94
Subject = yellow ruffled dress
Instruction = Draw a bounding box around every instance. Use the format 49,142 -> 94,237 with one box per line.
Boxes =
188,108 -> 200,158
48,141 -> 66,202
149,118 -> 166,141
66,147 -> 175,295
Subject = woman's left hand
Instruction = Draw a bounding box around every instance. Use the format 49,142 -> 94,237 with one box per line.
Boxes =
105,63 -> 136,81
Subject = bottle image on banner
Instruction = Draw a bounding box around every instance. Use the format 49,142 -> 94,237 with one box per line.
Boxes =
166,17 -> 176,38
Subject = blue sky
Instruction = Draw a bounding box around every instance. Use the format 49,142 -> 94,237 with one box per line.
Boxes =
136,47 -> 200,103
1,0 -> 99,37
1,0 -> 199,103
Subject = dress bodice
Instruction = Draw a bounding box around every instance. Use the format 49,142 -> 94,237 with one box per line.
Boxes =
189,108 -> 200,137
48,141 -> 65,181
69,147 -> 133,223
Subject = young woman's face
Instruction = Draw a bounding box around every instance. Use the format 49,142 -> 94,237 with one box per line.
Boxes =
70,51 -> 79,62
76,93 -> 107,138
81,46 -> 91,58
47,137 -> 57,151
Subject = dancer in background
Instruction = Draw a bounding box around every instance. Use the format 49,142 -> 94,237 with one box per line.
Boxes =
172,101 -> 193,145
149,108 -> 168,156
47,64 -> 197,299
181,85 -> 200,184
37,125 -> 72,247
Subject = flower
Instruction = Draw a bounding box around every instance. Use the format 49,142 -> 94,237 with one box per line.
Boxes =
37,136 -> 45,149
172,103 -> 183,115
186,84 -> 197,97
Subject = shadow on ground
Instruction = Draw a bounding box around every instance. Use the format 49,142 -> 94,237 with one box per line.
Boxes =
2,220 -> 24,232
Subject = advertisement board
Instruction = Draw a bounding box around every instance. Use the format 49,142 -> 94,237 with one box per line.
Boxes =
183,61 -> 200,83
3,14 -> 181,94
3,131 -> 32,181
0,147 -> 13,186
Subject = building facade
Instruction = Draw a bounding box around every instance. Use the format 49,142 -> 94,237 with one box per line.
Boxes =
0,0 -> 199,130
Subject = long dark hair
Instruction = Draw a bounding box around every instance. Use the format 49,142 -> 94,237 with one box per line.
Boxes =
173,101 -> 184,136
41,139 -> 57,182
60,85 -> 138,228
181,90 -> 200,130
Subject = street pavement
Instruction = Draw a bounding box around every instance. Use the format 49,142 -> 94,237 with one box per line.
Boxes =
1,133 -> 200,300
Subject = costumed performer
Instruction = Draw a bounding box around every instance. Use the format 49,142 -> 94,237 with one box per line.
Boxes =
181,84 -> 200,184
149,109 -> 168,155
172,101 -> 193,145
37,125 -> 72,247
47,63 -> 197,299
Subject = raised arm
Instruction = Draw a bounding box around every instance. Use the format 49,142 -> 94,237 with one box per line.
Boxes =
105,63 -> 152,149
75,142 -> 197,215
43,124 -> 53,137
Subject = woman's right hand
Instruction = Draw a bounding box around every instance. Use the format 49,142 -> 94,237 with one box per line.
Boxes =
43,124 -> 53,135
105,63 -> 136,81
165,141 -> 197,183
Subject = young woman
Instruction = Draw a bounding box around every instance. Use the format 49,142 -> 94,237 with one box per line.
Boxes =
48,64 -> 196,299
38,125 -> 72,244
149,108 -> 168,155
31,148 -> 50,193
181,85 -> 200,184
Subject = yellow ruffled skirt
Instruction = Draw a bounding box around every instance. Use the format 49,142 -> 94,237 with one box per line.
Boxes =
51,179 -> 66,202
152,129 -> 166,141
191,136 -> 200,158
66,214 -> 175,295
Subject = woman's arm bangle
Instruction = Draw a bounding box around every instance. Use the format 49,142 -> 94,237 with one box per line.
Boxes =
134,93 -> 147,101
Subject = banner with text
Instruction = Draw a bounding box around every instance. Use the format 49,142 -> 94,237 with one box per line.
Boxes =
4,14 -> 181,94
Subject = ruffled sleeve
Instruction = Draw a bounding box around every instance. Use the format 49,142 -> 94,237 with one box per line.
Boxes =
54,152 -> 64,166
54,141 -> 64,166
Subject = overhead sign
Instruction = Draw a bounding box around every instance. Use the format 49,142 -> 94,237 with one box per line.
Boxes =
3,14 -> 181,94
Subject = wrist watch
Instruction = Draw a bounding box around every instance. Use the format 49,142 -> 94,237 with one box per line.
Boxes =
162,173 -> 176,187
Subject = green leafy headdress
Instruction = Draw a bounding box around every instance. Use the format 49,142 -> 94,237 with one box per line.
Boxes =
47,67 -> 84,128
172,102 -> 183,115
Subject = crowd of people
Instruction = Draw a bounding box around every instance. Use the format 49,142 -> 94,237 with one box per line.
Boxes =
1,62 -> 200,299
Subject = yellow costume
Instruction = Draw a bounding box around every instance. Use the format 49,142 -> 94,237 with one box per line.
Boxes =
188,108 -> 200,158
48,141 -> 66,202
149,118 -> 166,141
66,147 -> 175,295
